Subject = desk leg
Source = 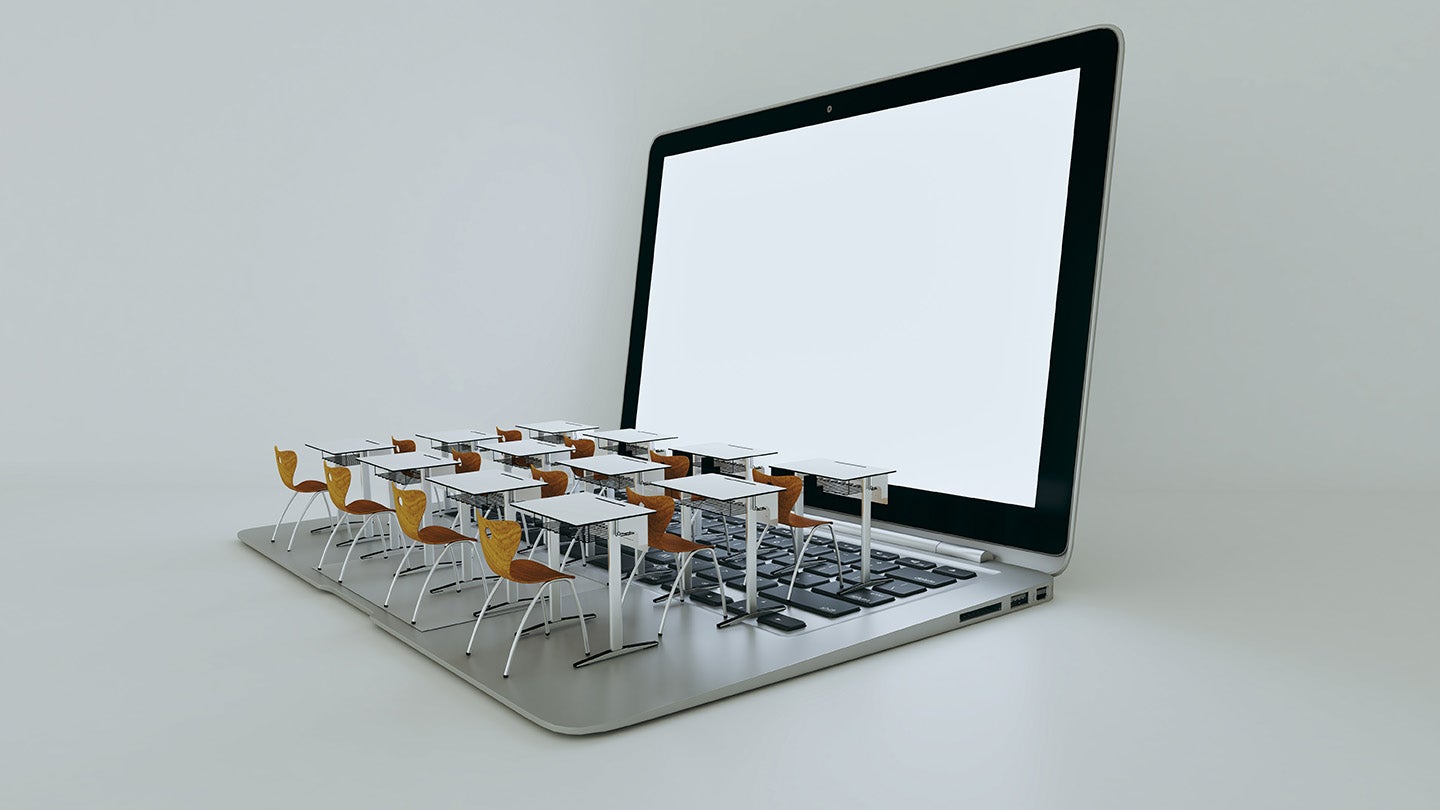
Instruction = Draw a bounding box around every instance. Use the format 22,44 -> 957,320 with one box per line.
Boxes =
545,522 -> 560,622
745,495 -> 758,613
860,480 -> 871,582
573,523 -> 657,668
838,478 -> 891,594
679,500 -> 694,594
608,530 -> 623,651
717,495 -> 781,628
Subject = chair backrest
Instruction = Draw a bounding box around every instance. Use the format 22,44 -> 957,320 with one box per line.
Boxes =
274,446 -> 299,490
391,436 -> 416,453
451,451 -> 482,474
626,488 -> 675,544
390,483 -> 426,542
752,468 -> 801,522
649,450 -> 689,480
475,518 -> 522,579
531,466 -> 568,498
562,436 -> 596,459
322,464 -> 352,512
496,427 -> 522,442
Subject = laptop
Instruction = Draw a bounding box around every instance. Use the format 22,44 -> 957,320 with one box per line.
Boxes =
240,25 -> 1122,734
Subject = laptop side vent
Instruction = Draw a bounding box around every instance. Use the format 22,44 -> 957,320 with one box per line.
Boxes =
958,602 -> 1003,624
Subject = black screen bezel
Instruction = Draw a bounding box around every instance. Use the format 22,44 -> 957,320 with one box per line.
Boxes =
621,28 -> 1120,556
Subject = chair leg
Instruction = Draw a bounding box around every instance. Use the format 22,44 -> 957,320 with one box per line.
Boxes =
411,544 -> 454,624
563,578 -> 590,654
786,525 -> 820,598
824,524 -> 844,585
657,552 -> 690,637
382,539 -> 418,607
270,490 -> 298,544
285,491 -> 322,552
316,513 -> 349,571
337,515 -> 374,582
504,584 -> 551,678
466,579 -> 504,656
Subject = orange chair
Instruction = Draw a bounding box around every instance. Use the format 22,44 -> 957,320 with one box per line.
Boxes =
465,518 -> 590,677
752,469 -> 843,597
495,427 -> 522,442
391,436 -> 417,453
626,489 -> 725,636
271,447 -> 335,551
563,436 -> 607,493
652,449 -> 734,550
317,464 -> 395,582
530,466 -> 569,498
383,484 -> 480,623
451,450 -> 483,473
444,450 -> 485,528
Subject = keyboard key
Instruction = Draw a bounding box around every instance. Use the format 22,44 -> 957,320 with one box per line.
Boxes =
867,560 -> 900,574
765,587 -> 861,618
694,567 -> 746,585
756,562 -> 792,579
802,546 -> 832,559
768,554 -> 798,567
645,549 -> 676,565
637,570 -> 677,587
757,548 -> 788,560
687,590 -> 731,609
888,567 -> 957,588
932,565 -> 978,581
833,551 -> 862,565
804,562 -> 845,578
896,557 -> 935,570
719,554 -> 747,570
870,549 -> 899,561
836,541 -> 861,553
812,582 -> 896,607
758,613 -> 806,632
875,580 -> 926,598
724,597 -> 785,616
779,571 -> 828,589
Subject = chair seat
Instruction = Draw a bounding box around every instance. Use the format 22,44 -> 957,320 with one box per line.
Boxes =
417,525 -> 470,545
344,499 -> 393,515
650,532 -> 707,555
508,559 -> 573,585
782,513 -> 830,529
293,480 -> 328,493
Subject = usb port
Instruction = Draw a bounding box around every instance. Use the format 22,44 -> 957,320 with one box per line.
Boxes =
1036,586 -> 1048,601
1010,592 -> 1030,608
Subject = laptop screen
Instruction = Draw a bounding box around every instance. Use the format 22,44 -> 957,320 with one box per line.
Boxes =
623,28 -> 1121,557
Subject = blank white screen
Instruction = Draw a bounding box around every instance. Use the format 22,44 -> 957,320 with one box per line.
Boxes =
637,69 -> 1080,508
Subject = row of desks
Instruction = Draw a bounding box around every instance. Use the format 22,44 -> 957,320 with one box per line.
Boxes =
303,424 -> 894,669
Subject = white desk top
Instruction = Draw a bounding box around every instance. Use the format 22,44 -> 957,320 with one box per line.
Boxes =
512,492 -> 653,528
660,472 -> 783,502
559,455 -> 668,477
585,428 -> 678,445
428,470 -> 544,496
414,429 -> 503,446
774,457 -> 896,482
516,420 -> 598,435
489,439 -> 573,459
305,438 -> 390,456
667,441 -> 777,462
360,451 -> 459,473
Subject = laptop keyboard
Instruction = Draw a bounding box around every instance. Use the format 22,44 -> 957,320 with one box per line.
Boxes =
558,514 -> 983,633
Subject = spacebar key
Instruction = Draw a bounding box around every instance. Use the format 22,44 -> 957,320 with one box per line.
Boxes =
768,588 -> 861,618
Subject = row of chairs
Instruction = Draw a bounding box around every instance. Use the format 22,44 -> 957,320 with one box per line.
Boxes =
269,430 -> 840,675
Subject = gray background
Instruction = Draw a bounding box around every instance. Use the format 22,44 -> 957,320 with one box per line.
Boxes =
3,2 -> 1436,807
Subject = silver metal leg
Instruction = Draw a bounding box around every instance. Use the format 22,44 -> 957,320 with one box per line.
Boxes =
382,539 -> 418,608
411,544 -> 455,624
285,491 -> 322,552
270,490 -> 298,544
465,580 -> 505,656
504,584 -> 551,678
336,514 -> 375,582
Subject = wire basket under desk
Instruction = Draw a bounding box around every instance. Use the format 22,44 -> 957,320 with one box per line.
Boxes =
817,477 -> 864,498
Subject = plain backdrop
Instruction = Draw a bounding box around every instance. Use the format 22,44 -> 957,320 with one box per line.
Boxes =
2,2 -> 1437,808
